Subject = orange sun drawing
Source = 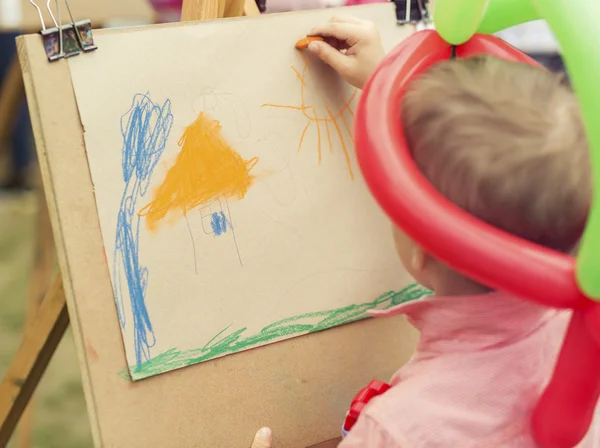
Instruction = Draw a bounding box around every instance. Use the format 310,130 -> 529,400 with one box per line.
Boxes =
262,52 -> 358,180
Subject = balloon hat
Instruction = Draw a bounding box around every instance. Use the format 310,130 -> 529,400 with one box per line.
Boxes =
354,0 -> 600,447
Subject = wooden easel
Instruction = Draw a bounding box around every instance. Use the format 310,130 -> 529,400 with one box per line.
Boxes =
2,2 -> 417,446
0,0 -> 155,175
0,4 -> 152,447
0,1 -> 261,445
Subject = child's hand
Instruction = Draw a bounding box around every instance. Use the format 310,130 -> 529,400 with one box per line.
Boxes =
250,427 -> 273,448
308,16 -> 385,89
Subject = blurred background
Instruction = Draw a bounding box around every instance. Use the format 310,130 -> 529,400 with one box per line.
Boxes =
0,0 -> 565,446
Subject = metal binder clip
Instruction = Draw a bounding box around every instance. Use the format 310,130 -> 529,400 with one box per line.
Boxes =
62,0 -> 98,52
32,0 -> 79,61
31,0 -> 97,62
73,20 -> 98,52
393,0 -> 430,25
30,0 -> 63,61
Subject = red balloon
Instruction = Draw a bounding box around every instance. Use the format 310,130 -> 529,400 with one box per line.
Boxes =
355,30 -> 588,309
532,310 -> 600,448
355,30 -> 600,448
456,33 -> 543,66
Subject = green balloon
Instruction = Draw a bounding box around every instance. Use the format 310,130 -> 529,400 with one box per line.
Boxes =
433,0 -> 489,45
477,0 -> 541,34
534,0 -> 600,299
434,0 -> 600,298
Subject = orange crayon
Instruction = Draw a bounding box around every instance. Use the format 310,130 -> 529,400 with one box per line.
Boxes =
295,36 -> 323,50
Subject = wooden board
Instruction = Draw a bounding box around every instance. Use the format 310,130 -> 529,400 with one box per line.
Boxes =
17,11 -> 418,448
0,0 -> 155,31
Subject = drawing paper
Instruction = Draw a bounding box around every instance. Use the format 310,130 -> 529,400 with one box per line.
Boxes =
68,3 -> 421,380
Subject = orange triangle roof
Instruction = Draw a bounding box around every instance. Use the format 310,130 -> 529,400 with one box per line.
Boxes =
140,112 -> 258,231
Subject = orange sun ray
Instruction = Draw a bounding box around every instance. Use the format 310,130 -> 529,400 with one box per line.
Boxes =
298,121 -> 311,153
262,52 -> 357,179
315,115 -> 322,163
324,120 -> 333,153
327,106 -> 354,180
340,109 -> 353,146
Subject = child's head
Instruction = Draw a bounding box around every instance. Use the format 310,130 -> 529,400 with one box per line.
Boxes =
396,55 -> 590,295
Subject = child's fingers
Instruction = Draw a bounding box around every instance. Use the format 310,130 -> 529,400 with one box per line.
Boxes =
330,15 -> 364,24
295,36 -> 324,49
324,36 -> 349,51
308,40 -> 351,74
296,36 -> 346,51
249,428 -> 272,448
310,21 -> 362,42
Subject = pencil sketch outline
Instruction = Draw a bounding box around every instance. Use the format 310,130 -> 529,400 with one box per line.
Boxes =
192,88 -> 252,140
139,112 -> 256,271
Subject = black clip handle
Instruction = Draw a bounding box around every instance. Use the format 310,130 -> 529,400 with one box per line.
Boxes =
255,0 -> 266,13
393,0 -> 430,24
450,45 -> 457,59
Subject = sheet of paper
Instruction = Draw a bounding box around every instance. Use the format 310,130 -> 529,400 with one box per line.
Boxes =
68,3 -> 421,381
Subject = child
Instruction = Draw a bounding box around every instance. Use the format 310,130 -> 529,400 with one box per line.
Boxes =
249,16 -> 595,448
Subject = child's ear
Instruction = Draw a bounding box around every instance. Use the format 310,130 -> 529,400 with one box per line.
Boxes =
411,245 -> 428,272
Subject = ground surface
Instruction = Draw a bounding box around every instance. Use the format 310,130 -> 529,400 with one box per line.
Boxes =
0,192 -> 93,448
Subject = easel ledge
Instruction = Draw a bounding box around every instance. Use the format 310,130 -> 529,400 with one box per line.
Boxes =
1,1 -> 418,446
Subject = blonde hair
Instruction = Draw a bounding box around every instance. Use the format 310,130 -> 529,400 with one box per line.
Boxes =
401,55 -> 590,253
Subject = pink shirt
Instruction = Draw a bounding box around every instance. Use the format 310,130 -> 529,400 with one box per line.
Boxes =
340,292 -> 598,447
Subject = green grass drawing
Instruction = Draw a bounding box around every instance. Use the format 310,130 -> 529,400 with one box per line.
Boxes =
121,283 -> 429,381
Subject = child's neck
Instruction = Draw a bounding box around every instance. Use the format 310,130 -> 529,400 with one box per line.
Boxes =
431,273 -> 491,297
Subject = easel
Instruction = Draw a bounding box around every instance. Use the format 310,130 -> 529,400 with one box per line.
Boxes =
0,3 -> 153,446
1,1 -> 417,446
0,0 -> 155,174
0,31 -> 56,447
0,0 -> 262,445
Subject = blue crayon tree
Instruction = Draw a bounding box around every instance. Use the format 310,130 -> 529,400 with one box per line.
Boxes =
113,93 -> 174,367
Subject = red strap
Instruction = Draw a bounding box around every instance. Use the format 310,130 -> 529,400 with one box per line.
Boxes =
343,380 -> 391,432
